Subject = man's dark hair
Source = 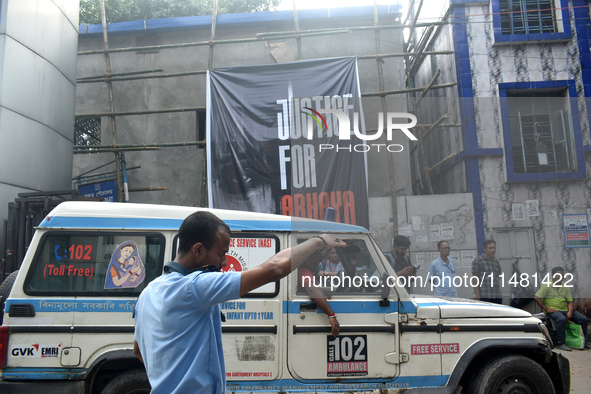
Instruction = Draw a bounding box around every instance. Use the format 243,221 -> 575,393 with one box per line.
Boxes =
551,266 -> 565,275
177,211 -> 231,255
394,235 -> 411,248
483,239 -> 496,248
437,240 -> 449,249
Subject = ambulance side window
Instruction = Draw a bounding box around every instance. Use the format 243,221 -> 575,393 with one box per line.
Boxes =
24,232 -> 165,296
297,238 -> 382,295
172,234 -> 280,297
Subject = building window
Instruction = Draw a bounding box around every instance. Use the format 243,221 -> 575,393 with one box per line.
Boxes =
500,0 -> 556,35
492,0 -> 570,43
507,90 -> 576,173
74,117 -> 101,146
500,81 -> 586,181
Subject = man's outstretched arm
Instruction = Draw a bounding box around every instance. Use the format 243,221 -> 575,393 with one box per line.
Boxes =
240,235 -> 345,296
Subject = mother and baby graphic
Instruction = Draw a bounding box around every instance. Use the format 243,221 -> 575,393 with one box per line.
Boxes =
104,241 -> 146,289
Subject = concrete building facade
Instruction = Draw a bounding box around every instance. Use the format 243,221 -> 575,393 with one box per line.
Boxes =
410,0 -> 591,302
0,0 -> 80,262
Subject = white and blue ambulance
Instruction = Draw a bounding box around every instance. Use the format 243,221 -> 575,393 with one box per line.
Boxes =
0,202 -> 568,394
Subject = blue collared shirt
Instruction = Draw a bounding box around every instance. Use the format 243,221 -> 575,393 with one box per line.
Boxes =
429,256 -> 458,297
134,266 -> 241,394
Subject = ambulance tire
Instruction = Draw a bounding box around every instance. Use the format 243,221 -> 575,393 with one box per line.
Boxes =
0,270 -> 19,325
469,354 -> 555,394
101,369 -> 151,394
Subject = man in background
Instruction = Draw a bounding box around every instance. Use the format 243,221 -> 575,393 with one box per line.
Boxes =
392,235 -> 416,293
534,266 -> 590,351
472,239 -> 502,304
429,241 -> 457,297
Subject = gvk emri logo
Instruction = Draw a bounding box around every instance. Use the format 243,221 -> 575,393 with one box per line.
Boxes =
276,94 -> 417,153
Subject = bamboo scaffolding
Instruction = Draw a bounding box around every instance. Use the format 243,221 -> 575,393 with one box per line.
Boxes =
404,0 -> 424,52
78,29 -> 352,56
254,22 -> 445,40
77,69 -> 163,81
415,123 -> 461,128
74,166 -> 141,182
422,113 -> 452,139
408,25 -> 435,77
413,69 -> 440,109
77,107 -> 204,119
426,152 -> 458,173
129,187 -> 167,192
372,1 -> 399,237
76,52 -> 454,85
208,0 -> 219,70
200,145 -> 208,208
361,82 -> 457,97
99,0 -> 124,202
78,20 -> 445,57
74,147 -> 161,154
78,70 -> 205,83
418,129 -> 433,195
292,0 -> 302,60
416,112 -> 453,194
76,0 -> 454,207
357,50 -> 454,60
402,0 -> 415,25
74,141 -> 205,154
73,160 -> 116,178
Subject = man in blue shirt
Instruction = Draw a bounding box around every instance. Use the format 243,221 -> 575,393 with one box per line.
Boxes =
429,241 -> 457,297
133,211 -> 345,393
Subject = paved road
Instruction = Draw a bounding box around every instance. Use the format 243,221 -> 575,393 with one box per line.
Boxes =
559,347 -> 591,393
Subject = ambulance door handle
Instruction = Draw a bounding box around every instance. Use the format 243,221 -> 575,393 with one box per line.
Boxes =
300,302 -> 318,312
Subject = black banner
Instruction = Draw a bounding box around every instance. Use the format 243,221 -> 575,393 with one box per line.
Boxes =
207,57 -> 369,228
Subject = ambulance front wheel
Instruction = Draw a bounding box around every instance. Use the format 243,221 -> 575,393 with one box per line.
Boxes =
468,354 -> 555,394
100,369 -> 151,394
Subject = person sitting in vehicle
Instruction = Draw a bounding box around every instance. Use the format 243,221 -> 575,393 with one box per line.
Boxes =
298,252 -> 340,336
534,266 -> 591,351
316,248 -> 345,277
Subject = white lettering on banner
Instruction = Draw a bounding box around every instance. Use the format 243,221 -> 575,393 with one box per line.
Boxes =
411,343 -> 460,355
279,144 -> 317,191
